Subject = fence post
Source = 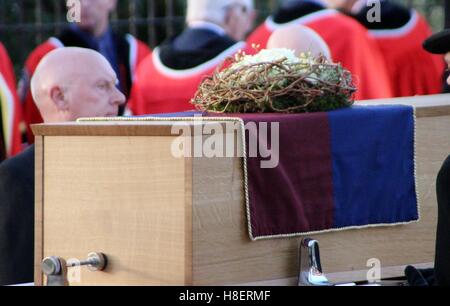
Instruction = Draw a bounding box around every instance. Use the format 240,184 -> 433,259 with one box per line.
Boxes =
446,0 -> 450,28
166,0 -> 175,38
147,0 -> 156,47
129,0 -> 137,36
54,0 -> 62,34
35,0 -> 43,44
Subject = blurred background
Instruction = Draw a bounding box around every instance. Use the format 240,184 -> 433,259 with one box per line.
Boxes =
0,0 -> 445,75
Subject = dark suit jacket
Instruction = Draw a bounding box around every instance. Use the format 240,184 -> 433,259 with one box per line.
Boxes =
0,145 -> 34,285
159,27 -> 237,70
436,155 -> 450,285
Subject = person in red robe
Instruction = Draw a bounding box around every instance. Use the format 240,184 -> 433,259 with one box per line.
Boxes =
19,0 -> 150,144
129,0 -> 256,115
339,0 -> 444,97
0,42 -> 22,161
246,0 -> 393,101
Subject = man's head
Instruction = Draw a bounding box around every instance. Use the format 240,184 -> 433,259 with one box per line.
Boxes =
267,25 -> 332,60
445,53 -> 450,84
283,0 -> 356,10
423,29 -> 450,86
31,47 -> 125,123
186,0 -> 256,41
321,0 -> 358,11
72,0 -> 117,37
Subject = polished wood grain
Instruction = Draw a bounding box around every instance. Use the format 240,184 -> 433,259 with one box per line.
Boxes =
184,155 -> 194,285
237,262 -> 434,286
31,121 -> 236,137
41,136 -> 191,285
34,136 -> 44,286
359,94 -> 450,118
32,122 -> 177,137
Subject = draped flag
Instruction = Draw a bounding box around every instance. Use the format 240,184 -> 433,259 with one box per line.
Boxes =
85,105 -> 419,241
238,106 -> 419,240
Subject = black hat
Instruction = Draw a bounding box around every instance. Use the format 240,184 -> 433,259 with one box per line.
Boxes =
423,29 -> 450,54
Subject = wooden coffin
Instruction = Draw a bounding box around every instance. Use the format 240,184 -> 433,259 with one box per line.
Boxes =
32,94 -> 450,286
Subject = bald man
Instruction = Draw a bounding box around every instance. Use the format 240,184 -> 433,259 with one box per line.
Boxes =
247,0 -> 393,101
0,47 -> 125,285
19,0 -> 150,144
129,0 -> 256,116
267,25 -> 332,60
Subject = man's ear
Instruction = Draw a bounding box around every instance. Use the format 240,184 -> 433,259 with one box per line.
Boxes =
224,7 -> 234,28
445,52 -> 450,65
50,86 -> 69,111
223,8 -> 238,39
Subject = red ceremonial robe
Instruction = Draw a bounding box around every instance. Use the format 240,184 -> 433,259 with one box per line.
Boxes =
0,42 -> 22,160
19,29 -> 151,143
351,2 -> 444,97
247,9 -> 394,101
129,28 -> 246,115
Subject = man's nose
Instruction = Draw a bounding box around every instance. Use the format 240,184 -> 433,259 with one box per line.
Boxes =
80,0 -> 91,10
112,87 -> 126,106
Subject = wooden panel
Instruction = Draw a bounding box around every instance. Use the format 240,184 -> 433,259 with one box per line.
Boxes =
31,121 -> 233,137
359,94 -> 450,118
192,115 -> 450,285
237,262 -> 434,286
32,122 -> 178,137
34,136 -> 44,286
184,156 -> 193,285
42,136 -> 191,285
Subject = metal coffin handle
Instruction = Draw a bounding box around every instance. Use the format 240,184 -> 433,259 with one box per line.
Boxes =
298,239 -> 331,286
42,252 -> 107,286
